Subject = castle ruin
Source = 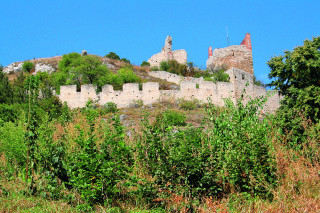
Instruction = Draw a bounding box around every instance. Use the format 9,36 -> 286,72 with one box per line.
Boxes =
147,35 -> 187,67
206,33 -> 254,74
57,33 -> 282,112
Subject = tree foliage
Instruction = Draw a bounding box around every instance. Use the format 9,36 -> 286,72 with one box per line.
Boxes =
268,37 -> 320,95
22,61 -> 35,73
105,52 -> 120,60
268,36 -> 320,148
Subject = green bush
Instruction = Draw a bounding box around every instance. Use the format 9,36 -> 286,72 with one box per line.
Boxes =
120,58 -> 130,64
22,61 -> 34,73
0,104 -> 23,126
178,99 -> 199,110
0,70 -> 13,104
117,67 -> 141,84
102,102 -> 118,113
65,109 -> 132,205
150,66 -> 160,71
105,52 -> 120,60
160,61 -> 170,71
0,121 -> 27,170
141,61 -> 150,67
154,109 -> 186,130
136,95 -> 276,199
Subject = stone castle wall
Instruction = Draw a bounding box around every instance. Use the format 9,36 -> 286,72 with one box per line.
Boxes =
59,68 -> 283,113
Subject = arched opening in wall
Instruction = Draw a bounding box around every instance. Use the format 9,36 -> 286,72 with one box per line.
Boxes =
235,76 -> 237,79
76,85 -> 81,92
242,74 -> 245,80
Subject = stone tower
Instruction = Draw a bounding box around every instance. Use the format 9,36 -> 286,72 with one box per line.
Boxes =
206,33 -> 254,75
148,36 -> 187,67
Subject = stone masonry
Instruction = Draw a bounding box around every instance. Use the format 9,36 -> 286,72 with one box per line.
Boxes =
148,35 -> 187,67
59,68 -> 283,113
207,33 -> 254,74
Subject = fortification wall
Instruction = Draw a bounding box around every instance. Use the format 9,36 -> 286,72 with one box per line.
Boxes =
59,68 -> 282,113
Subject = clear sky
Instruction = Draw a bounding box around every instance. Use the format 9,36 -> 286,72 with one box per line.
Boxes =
1,0 -> 319,83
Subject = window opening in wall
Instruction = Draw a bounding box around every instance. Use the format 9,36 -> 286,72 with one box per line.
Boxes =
242,74 -> 245,80
235,76 -> 237,79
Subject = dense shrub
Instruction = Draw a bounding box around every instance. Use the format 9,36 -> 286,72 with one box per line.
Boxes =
178,99 -> 199,110
150,66 -> 160,71
0,121 -> 26,169
136,95 -> 276,200
105,52 -> 120,60
154,109 -> 186,129
102,102 -> 118,113
0,104 -> 24,125
22,61 -> 34,73
120,58 -> 130,64
0,70 -> 13,104
141,61 -> 150,67
160,61 -> 170,71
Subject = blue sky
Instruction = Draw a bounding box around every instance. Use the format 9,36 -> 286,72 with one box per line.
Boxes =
1,0 -> 319,83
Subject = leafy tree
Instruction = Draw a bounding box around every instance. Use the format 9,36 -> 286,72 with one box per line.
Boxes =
58,52 -> 81,73
120,58 -> 130,64
0,67 -> 13,104
141,61 -> 150,67
117,67 -> 141,84
70,55 -> 109,85
22,61 -> 35,73
105,52 -> 120,60
268,36 -> 320,148
56,53 -> 110,91
268,36 -> 320,95
12,72 -> 27,103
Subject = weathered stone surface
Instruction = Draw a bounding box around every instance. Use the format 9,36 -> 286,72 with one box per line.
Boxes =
148,36 -> 187,67
33,63 -> 55,75
207,33 -> 254,75
3,62 -> 23,74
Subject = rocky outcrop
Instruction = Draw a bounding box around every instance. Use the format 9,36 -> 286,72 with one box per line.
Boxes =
3,62 -> 23,74
33,63 -> 55,75
3,61 -> 55,75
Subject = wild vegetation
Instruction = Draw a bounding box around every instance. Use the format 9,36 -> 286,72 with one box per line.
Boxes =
0,37 -> 320,212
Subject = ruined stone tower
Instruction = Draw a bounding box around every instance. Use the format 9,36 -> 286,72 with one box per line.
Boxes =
206,33 -> 254,75
148,36 -> 187,67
